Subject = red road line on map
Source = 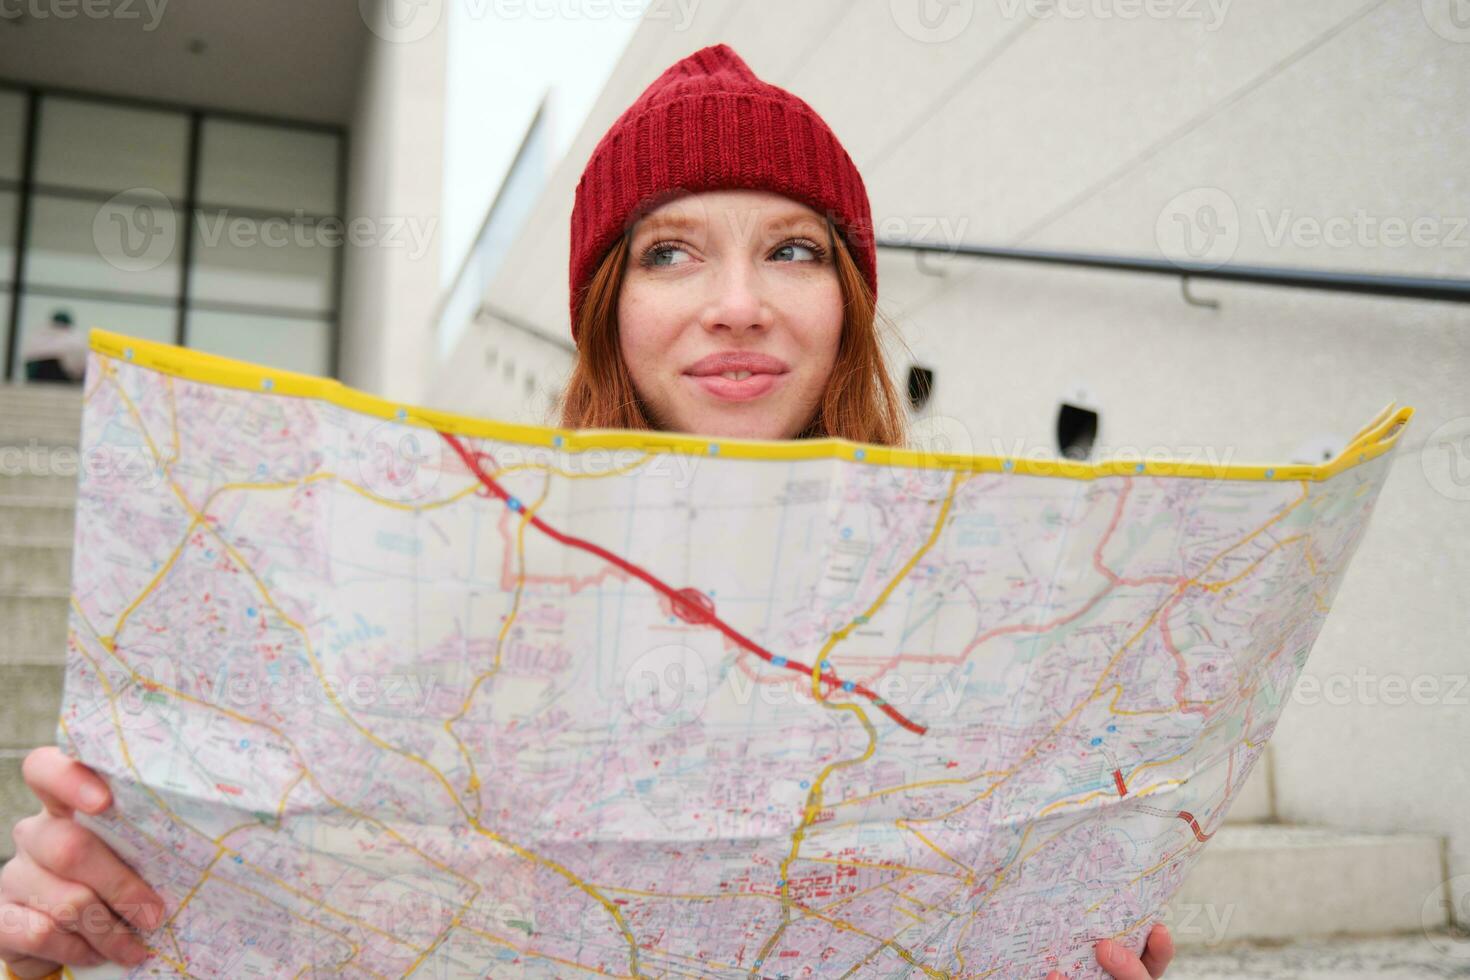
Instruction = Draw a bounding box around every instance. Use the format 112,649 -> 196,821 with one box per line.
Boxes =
1112,769 -> 1128,797
1092,482 -> 1190,589
439,431 -> 928,735
1177,810 -> 1213,842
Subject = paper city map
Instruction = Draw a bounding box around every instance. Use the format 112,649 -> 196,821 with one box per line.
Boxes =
57,329 -> 1411,978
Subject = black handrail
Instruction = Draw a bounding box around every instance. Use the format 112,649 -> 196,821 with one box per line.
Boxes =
877,239 -> 1470,305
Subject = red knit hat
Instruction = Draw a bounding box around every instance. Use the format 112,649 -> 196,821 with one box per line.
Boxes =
567,43 -> 877,343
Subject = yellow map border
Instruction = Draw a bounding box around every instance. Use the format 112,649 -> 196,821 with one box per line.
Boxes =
87,328 -> 1413,484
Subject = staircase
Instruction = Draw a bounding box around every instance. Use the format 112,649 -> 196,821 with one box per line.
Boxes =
0,383 -> 1457,965
1,381 -> 81,846
1165,756 -> 1451,948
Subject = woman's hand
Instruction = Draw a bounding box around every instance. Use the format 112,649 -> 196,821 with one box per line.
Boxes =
0,747 -> 165,977
1046,922 -> 1174,980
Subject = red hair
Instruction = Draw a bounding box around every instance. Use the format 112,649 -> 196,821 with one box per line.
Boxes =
554,217 -> 910,447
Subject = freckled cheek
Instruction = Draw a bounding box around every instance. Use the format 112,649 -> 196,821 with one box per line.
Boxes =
620,291 -> 687,369
792,307 -> 842,380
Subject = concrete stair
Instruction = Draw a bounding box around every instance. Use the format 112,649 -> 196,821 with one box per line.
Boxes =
1168,823 -> 1449,946
1169,931 -> 1470,979
2,382 -> 82,852
0,383 -> 1456,962
0,382 -> 83,447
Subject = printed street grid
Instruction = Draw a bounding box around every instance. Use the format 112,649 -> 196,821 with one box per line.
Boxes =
57,348 -> 1397,978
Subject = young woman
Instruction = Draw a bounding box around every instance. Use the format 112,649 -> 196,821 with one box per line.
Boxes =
0,44 -> 1174,980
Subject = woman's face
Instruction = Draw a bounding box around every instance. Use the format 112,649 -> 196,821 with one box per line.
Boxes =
617,189 -> 844,441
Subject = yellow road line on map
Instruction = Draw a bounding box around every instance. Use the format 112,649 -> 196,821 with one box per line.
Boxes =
834,878 -> 972,980
828,767 -> 1013,810
1087,480 -> 1310,700
95,357 -> 648,978
80,338 -> 1381,975
86,327 -> 1413,483
106,468 -> 484,647
814,872 -> 914,915
57,661 -> 397,974
452,917 -> 641,977
874,477 -> 1318,838
899,824 -> 977,880
66,602 -> 485,958
1200,534 -> 1308,593
1085,838 -> 1201,917
443,451 -> 658,819
798,478 -> 1320,849
801,855 -> 962,880
444,471 -> 550,820
749,471 -> 964,979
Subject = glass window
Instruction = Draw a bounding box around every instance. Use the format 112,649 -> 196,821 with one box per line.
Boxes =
0,291 -> 10,377
35,96 -> 189,198
11,292 -> 175,381
188,210 -> 335,314
0,90 -> 25,182
186,310 -> 330,376
25,193 -> 181,299
0,190 -> 16,285
197,120 -> 339,215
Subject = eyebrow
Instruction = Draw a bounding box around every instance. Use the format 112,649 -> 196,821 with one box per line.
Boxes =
632,210 -> 827,240
633,213 -> 701,240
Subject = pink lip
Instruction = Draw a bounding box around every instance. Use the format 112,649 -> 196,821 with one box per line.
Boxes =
683,351 -> 790,403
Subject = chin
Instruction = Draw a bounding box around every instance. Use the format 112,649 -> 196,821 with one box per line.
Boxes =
683,410 -> 794,442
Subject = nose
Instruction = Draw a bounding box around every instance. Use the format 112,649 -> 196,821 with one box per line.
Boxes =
699,256 -> 771,334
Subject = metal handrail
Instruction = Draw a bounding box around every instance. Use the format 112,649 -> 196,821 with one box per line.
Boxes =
877,239 -> 1470,305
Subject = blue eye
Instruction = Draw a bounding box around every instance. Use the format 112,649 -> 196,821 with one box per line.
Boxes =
639,237 -> 828,267
643,241 -> 692,267
771,238 -> 826,263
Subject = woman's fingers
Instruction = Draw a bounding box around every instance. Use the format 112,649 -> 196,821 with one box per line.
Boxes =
0,901 -> 108,970
9,814 -> 165,934
1094,938 -> 1152,980
20,747 -> 111,819
0,857 -> 151,967
1095,922 -> 1174,978
1139,923 -> 1174,977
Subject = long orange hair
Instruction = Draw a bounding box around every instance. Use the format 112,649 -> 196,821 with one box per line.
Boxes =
554,216 -> 911,448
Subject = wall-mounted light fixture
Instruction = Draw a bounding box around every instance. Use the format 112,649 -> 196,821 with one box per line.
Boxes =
907,365 -> 934,412
1057,402 -> 1098,460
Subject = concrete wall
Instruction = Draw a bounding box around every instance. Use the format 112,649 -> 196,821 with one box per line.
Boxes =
338,2 -> 448,403
425,0 -> 1470,915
